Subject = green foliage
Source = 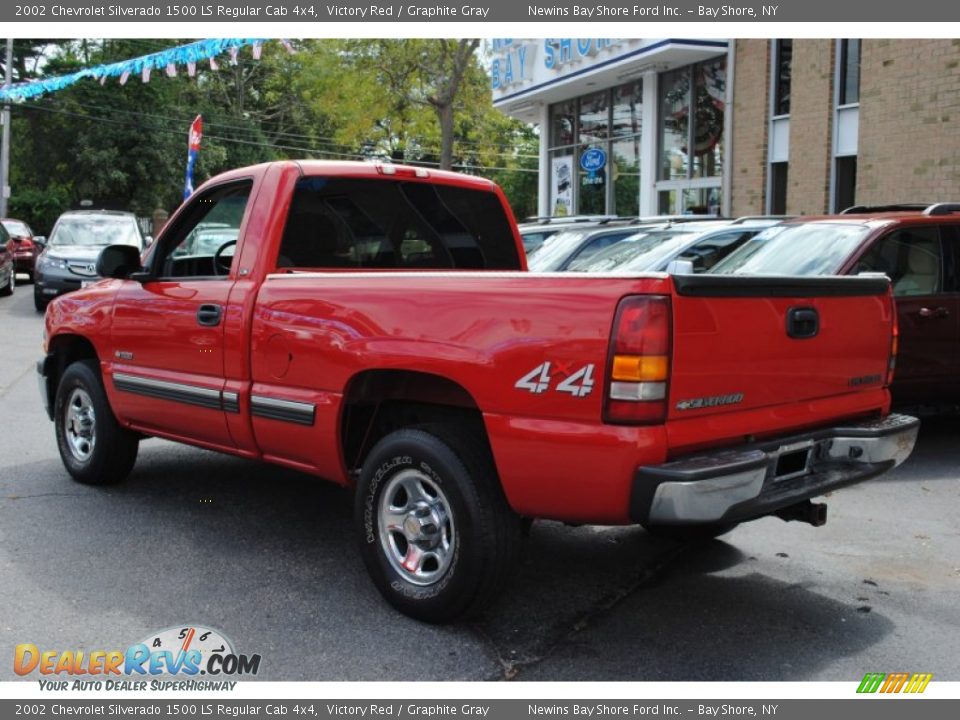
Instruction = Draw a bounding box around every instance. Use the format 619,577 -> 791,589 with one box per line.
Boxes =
6,184 -> 70,235
8,39 -> 538,231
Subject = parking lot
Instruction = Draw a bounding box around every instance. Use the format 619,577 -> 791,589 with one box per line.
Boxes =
1,279 -> 958,682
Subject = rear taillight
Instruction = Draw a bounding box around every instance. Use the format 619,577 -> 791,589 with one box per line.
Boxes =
603,295 -> 671,424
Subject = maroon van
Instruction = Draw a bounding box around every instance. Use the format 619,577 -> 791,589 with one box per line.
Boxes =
711,203 -> 960,410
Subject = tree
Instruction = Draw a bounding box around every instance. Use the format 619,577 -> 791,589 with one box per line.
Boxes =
7,39 -> 540,231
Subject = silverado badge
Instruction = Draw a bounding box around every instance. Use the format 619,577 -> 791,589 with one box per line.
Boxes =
676,392 -> 745,411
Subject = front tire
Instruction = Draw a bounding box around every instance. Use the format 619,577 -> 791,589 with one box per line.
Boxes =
355,425 -> 521,623
54,360 -> 139,485
34,287 -> 48,312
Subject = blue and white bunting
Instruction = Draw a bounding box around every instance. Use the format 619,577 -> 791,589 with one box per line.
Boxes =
0,38 -> 276,102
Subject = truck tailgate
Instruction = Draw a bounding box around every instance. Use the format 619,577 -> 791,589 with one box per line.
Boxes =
667,275 -> 893,423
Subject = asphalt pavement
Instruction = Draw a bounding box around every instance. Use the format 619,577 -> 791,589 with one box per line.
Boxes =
1,277 -> 958,682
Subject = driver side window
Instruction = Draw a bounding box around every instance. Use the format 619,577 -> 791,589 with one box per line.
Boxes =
156,182 -> 252,279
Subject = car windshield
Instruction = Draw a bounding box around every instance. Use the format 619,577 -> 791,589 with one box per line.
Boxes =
526,229 -> 592,271
571,229 -> 704,272
710,223 -> 872,276
2,220 -> 31,237
50,215 -> 141,248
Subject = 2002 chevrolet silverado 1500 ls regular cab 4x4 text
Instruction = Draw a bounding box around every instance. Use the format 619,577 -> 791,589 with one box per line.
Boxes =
38,161 -> 919,621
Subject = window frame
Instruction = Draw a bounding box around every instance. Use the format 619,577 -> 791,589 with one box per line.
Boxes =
146,179 -> 254,282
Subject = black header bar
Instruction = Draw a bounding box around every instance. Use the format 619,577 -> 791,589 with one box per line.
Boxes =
2,0 -> 958,23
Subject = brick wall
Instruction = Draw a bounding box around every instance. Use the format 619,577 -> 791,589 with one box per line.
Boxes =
786,40 -> 835,215
730,40 -> 770,216
857,39 -> 960,205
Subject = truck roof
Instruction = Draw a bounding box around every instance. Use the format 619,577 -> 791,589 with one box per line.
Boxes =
200,160 -> 496,192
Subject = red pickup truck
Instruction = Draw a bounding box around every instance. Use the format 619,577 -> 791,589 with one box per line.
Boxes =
38,161 -> 919,622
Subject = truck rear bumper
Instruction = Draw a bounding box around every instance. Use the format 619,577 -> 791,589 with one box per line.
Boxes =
631,413 -> 919,525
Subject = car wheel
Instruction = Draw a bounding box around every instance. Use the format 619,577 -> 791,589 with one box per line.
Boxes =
0,267 -> 12,297
34,287 -> 48,312
54,359 -> 139,485
355,425 -> 521,623
642,522 -> 738,541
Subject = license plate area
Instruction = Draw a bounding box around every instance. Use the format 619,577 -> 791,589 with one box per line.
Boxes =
773,441 -> 814,481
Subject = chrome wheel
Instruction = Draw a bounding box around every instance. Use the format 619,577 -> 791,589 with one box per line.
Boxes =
64,388 -> 96,462
378,468 -> 456,586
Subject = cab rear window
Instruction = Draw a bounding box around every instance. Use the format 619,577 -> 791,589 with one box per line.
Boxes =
277,177 -> 521,271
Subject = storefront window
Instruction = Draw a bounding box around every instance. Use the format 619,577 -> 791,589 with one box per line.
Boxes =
550,100 -> 576,147
692,58 -> 725,179
612,81 -> 642,138
579,91 -> 610,144
578,144 -> 607,215
659,69 -> 690,181
612,136 -> 641,217
547,80 -> 643,217
656,57 -> 725,214
658,187 -> 722,215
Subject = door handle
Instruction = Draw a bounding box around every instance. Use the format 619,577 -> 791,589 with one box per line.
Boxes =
197,304 -> 223,327
917,306 -> 949,319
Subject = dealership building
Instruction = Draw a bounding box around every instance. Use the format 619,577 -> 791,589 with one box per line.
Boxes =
491,39 -> 960,218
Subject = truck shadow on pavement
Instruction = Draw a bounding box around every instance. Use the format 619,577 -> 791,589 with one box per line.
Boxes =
2,438 -> 895,681
478,525 -> 894,681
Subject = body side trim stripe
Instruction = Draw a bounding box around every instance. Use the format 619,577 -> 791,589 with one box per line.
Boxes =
112,372 -> 239,413
250,395 -> 316,426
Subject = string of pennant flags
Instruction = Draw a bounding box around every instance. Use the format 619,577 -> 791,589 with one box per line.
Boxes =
0,38 -> 296,103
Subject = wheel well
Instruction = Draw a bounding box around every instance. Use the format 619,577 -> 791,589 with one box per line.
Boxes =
340,370 -> 490,474
46,335 -> 99,397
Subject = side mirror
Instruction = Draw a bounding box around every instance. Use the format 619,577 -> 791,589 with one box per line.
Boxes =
33,236 -> 46,250
144,235 -> 154,247
665,258 -> 695,275
96,245 -> 143,280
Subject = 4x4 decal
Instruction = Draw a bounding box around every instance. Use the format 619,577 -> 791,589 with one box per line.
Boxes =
515,362 -> 596,398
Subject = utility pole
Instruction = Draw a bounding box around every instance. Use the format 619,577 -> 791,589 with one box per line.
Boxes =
0,38 -> 12,218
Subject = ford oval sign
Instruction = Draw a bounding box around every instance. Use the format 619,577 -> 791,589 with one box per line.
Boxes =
580,148 -> 607,172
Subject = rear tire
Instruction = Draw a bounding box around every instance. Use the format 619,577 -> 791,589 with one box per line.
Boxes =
355,424 -> 521,623
54,360 -> 139,485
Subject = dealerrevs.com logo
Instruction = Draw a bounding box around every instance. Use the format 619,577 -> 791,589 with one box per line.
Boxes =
15,625 -> 261,690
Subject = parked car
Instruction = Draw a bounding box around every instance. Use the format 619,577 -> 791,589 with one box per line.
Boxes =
38,160 -> 918,622
569,218 -> 785,274
174,222 -> 240,258
710,203 -> 960,408
0,221 -> 15,297
518,215 -> 620,255
34,210 -> 145,312
1,218 -> 40,281
526,222 -> 641,271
